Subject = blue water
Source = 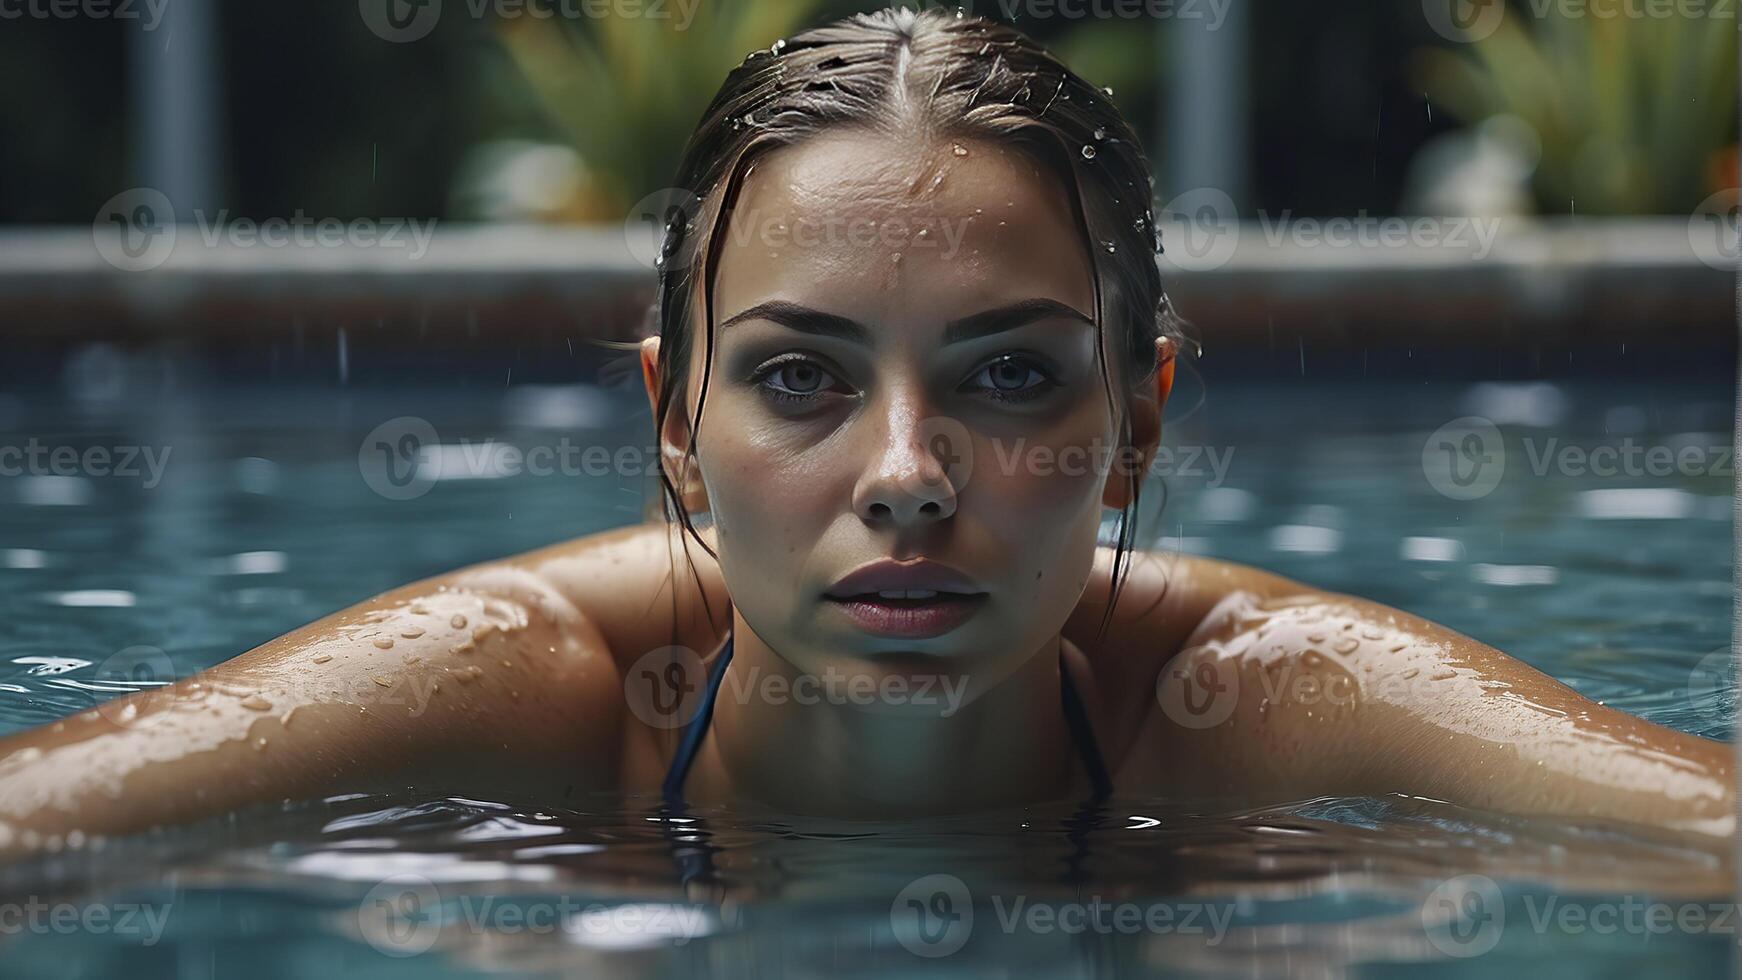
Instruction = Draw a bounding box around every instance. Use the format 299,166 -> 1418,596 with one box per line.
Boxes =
0,353 -> 1732,977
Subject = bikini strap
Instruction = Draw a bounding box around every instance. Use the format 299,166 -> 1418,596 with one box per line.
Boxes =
661,633 -> 735,806
1059,658 -> 1114,800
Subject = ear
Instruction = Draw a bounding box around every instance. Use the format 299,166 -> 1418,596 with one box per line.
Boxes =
1101,335 -> 1176,510
641,336 -> 711,514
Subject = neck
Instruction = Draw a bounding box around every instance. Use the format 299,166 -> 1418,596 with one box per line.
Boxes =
706,612 -> 1078,816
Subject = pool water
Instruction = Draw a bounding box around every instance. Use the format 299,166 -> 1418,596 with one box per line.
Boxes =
0,353 -> 1733,977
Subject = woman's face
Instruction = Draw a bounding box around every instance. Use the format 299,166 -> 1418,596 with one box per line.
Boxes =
653,129 -> 1162,695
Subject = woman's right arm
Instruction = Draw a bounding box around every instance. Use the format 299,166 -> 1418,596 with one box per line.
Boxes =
0,523 -> 717,857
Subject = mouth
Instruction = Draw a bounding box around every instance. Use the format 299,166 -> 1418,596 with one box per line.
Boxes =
823,560 -> 989,639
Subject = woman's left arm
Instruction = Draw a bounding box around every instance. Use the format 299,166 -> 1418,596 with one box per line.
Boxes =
1067,549 -> 1734,839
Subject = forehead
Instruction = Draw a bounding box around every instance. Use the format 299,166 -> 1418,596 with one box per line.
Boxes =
707,129 -> 1096,331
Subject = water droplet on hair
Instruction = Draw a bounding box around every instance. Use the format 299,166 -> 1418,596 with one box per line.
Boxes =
1102,240 -> 1116,254
1093,128 -> 1106,141
1080,145 -> 1097,160
770,38 -> 786,54
1102,86 -> 1114,97
951,143 -> 968,157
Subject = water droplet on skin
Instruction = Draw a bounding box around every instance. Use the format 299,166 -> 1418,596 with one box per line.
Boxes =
312,654 -> 332,664
1080,145 -> 1097,160
1302,652 -> 1321,668
1333,637 -> 1360,655
951,143 -> 968,157
373,637 -> 395,650
456,665 -> 483,683
500,659 -> 513,669
253,737 -> 267,751
891,253 -> 902,264
451,614 -> 468,629
916,227 -> 929,238
1401,667 -> 1420,680
510,690 -> 522,701
240,694 -> 273,711
400,626 -> 425,639
373,677 -> 392,688
472,626 -> 494,643
116,703 -> 137,723
410,603 -> 429,615
1307,633 -> 1327,644
1431,668 -> 1457,681
282,706 -> 298,727
1361,627 -> 1385,641
452,640 -> 475,654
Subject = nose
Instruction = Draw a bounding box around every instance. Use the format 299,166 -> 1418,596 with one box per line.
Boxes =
851,402 -> 961,530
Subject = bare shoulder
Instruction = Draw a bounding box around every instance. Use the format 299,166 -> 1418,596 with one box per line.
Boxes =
502,522 -> 732,671
1065,546 -> 1321,677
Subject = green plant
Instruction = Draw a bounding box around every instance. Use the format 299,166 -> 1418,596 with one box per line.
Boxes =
1413,9 -> 1736,214
491,1 -> 823,220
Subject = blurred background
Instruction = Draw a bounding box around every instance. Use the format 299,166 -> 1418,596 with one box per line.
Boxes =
0,6 -> 1735,974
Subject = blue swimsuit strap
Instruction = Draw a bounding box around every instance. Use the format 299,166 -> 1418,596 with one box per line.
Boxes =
660,632 -> 1113,806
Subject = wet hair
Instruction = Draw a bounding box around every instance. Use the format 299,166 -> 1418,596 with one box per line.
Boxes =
649,6 -> 1191,644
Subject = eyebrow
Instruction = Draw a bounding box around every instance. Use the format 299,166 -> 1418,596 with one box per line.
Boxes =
717,298 -> 1094,346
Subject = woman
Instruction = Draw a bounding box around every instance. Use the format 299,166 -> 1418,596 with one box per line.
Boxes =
0,8 -> 1729,855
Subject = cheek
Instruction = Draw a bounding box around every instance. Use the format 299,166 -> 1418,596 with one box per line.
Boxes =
696,400 -> 840,554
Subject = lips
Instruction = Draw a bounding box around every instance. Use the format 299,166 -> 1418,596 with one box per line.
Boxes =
824,559 -> 988,639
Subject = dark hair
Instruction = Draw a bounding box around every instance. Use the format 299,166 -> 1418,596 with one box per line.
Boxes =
649,6 -> 1191,644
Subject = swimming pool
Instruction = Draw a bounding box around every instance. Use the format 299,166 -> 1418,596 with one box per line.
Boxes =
0,347 -> 1732,976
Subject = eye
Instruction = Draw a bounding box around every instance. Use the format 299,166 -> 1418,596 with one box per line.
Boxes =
964,354 -> 1056,402
752,355 -> 846,404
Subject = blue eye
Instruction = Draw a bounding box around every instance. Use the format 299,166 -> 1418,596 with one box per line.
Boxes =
966,355 -> 1055,401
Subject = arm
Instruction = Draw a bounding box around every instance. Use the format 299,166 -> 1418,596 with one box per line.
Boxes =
1072,548 -> 1735,839
0,550 -> 631,857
